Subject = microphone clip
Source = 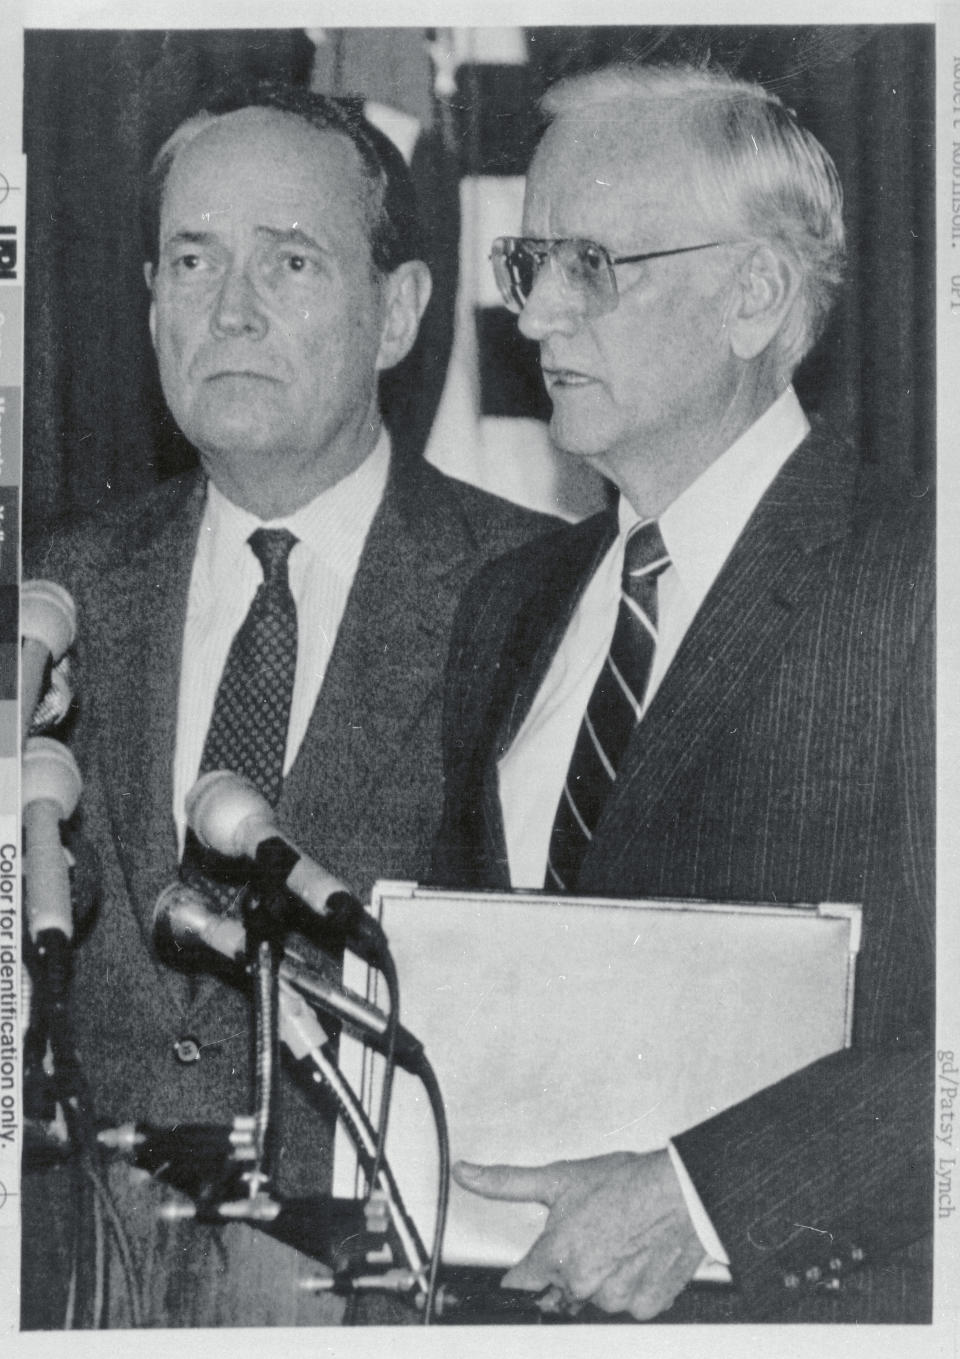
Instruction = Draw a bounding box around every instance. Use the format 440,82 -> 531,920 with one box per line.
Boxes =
248,836 -> 387,965
247,837 -> 299,951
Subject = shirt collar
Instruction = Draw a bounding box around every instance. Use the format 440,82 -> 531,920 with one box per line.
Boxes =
198,427 -> 391,589
617,387 -> 810,600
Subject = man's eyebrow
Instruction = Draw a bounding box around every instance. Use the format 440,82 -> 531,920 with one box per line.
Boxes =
256,225 -> 325,251
161,229 -> 217,252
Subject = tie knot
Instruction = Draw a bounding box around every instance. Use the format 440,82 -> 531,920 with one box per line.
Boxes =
622,519 -> 669,587
248,527 -> 298,585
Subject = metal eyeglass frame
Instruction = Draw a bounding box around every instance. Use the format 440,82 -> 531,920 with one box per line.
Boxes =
490,235 -> 732,317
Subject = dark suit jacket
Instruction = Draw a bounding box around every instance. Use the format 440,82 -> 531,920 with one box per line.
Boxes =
433,427 -> 935,1323
22,454 -> 554,1326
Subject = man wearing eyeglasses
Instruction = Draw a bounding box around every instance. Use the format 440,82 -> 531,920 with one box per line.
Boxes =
434,63 -> 933,1324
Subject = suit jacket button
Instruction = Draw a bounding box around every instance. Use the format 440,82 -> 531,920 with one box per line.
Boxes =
850,1246 -> 865,1263
828,1257 -> 843,1272
805,1266 -> 821,1283
823,1277 -> 841,1291
173,1036 -> 201,1064
782,1272 -> 801,1289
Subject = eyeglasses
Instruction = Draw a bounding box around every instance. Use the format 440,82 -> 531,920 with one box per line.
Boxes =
490,236 -> 731,318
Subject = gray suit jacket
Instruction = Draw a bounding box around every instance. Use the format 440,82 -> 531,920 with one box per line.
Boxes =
433,427 -> 935,1323
23,454 -> 553,1326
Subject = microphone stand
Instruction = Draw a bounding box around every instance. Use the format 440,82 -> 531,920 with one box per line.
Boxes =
241,864 -> 288,1212
102,869 -> 430,1302
22,925 -> 86,1162
213,840 -> 307,1218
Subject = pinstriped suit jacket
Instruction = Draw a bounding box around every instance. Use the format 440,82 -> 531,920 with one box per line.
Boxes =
433,426 -> 935,1323
22,454 -> 554,1326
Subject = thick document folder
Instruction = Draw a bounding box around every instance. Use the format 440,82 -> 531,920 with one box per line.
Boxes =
334,883 -> 860,1269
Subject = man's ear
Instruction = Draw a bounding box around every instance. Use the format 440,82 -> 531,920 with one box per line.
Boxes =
726,244 -> 800,362
144,261 -> 157,345
376,259 -> 433,372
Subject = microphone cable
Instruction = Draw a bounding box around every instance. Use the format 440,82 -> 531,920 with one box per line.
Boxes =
349,933 -> 451,1323
280,984 -> 427,1289
366,943 -> 399,1217
55,1071 -> 145,1327
416,1047 -> 450,1326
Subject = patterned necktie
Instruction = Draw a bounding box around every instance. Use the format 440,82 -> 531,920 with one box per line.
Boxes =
181,527 -> 299,913
545,519 -> 670,892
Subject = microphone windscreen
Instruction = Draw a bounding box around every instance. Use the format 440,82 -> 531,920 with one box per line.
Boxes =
186,770 -> 274,859
21,580 -> 76,658
153,882 -> 246,965
22,737 -> 82,820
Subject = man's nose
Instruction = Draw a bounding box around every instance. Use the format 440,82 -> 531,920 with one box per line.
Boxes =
517,259 -> 588,342
210,265 -> 268,339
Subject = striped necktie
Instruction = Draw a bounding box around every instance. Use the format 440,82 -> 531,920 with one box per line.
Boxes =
545,519 -> 670,892
180,527 -> 299,914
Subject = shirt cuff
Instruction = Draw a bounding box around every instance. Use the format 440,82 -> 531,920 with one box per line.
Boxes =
666,1141 -> 733,1284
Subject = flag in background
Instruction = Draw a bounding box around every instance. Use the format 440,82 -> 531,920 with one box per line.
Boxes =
310,27 -> 608,522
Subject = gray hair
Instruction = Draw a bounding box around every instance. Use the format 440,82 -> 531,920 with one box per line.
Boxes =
142,83 -> 423,276
541,64 -> 846,372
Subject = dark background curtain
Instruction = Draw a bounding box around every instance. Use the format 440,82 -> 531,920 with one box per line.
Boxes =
22,25 -> 934,532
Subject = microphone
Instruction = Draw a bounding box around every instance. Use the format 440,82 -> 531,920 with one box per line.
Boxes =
185,770 -> 387,962
153,883 -> 423,1073
22,737 -> 87,1124
21,581 -> 76,745
22,736 -> 83,943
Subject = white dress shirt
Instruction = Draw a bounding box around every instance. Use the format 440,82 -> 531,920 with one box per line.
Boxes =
499,387 -> 810,890
172,430 -> 390,851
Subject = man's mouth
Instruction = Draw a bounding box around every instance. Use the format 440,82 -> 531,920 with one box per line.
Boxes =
543,367 -> 596,388
203,369 -> 282,383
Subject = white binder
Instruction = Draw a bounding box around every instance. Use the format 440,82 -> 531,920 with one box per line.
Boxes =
334,883 -> 860,1269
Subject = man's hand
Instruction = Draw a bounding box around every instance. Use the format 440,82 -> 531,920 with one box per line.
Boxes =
452,1149 -> 706,1319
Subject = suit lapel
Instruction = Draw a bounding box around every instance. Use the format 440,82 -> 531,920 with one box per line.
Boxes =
580,429 -> 859,888
279,459 -> 479,860
499,513 -> 617,753
96,477 -> 204,1008
471,513 -> 615,881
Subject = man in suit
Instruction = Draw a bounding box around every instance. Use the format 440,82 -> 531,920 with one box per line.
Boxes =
22,85 -> 551,1328
433,63 -> 934,1323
